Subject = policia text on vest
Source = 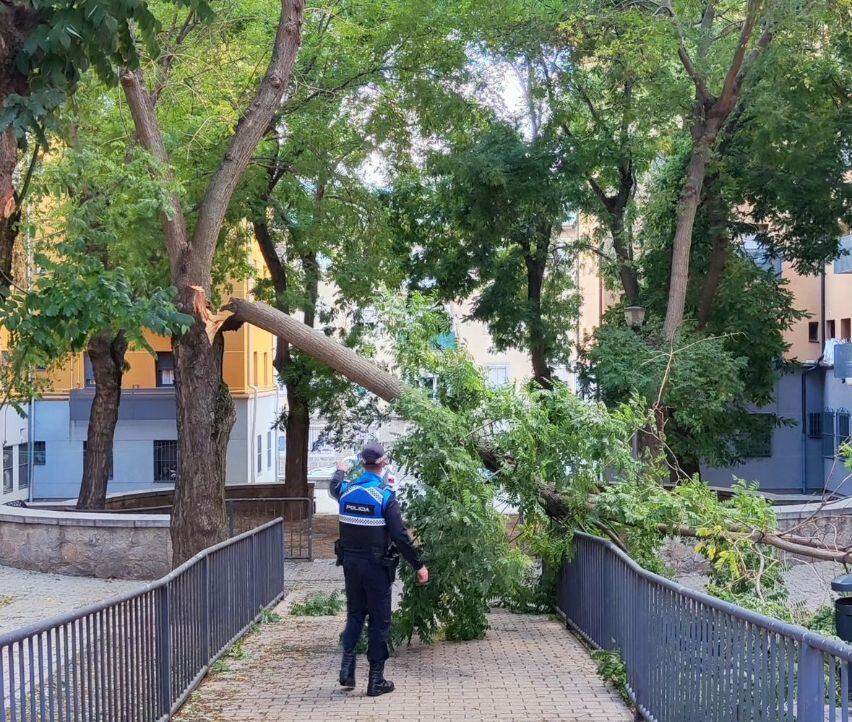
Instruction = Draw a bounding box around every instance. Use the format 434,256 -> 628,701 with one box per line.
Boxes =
330,442 -> 429,697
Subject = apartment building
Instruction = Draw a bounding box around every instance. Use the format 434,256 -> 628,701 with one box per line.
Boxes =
700,234 -> 852,495
10,240 -> 280,501
0,326 -> 31,505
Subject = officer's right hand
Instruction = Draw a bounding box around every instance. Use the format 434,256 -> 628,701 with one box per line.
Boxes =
336,459 -> 351,472
416,566 -> 429,585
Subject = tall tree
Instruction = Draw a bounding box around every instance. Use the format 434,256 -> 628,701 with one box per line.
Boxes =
394,124 -> 581,388
246,0 -> 475,495
118,0 -> 304,564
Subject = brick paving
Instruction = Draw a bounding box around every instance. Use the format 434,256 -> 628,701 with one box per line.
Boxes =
176,560 -> 633,722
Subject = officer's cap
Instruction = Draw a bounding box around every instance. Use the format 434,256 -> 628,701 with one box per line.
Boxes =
361,441 -> 386,465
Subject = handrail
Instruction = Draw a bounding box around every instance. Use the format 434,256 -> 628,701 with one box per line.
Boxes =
557,531 -> 852,722
1,519 -> 286,721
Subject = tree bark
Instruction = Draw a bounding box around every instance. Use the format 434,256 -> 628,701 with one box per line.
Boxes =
171,303 -> 236,564
77,332 -> 127,510
696,179 -> 729,328
283,387 -> 310,496
0,2 -> 37,297
0,126 -> 17,297
525,228 -> 552,389
225,298 -> 404,402
662,132 -> 713,339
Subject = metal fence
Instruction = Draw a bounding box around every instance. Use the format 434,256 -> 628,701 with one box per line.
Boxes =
1,519 -> 285,721
556,532 -> 852,722
226,497 -> 312,560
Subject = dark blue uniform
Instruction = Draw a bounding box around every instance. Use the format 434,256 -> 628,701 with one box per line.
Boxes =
331,469 -> 423,663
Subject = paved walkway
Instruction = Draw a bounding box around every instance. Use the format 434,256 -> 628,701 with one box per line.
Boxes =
0,564 -> 146,636
176,560 -> 632,722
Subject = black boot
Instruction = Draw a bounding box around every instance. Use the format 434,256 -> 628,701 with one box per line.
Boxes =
339,651 -> 356,688
366,661 -> 395,697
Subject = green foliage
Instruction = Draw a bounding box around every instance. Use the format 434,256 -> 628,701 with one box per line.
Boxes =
804,605 -> 837,639
1,0 -> 212,142
392,123 -> 581,378
290,591 -> 345,617
0,131 -> 191,404
591,648 -> 631,705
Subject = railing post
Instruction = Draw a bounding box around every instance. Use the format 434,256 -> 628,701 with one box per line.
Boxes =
202,556 -> 211,663
157,583 -> 173,717
797,639 -> 824,722
251,532 -> 259,614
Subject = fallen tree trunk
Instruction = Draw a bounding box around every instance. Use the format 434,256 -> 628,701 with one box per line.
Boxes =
220,295 -> 852,565
223,298 -> 404,402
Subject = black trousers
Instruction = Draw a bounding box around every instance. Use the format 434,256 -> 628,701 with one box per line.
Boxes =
341,554 -> 392,663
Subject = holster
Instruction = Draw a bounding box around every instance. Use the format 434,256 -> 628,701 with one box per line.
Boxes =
334,539 -> 344,567
373,545 -> 400,583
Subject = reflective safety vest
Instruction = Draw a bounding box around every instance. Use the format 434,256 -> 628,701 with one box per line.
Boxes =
338,472 -> 393,528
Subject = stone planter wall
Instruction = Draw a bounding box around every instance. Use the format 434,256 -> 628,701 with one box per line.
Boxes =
0,505 -> 170,580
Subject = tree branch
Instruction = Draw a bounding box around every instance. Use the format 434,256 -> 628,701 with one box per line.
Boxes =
119,68 -> 190,282
190,0 -> 305,288
677,45 -> 713,104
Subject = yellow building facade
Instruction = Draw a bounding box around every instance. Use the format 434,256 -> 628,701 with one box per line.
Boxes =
4,237 -> 281,501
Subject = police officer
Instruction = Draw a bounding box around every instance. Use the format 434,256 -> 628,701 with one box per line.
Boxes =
330,442 -> 428,696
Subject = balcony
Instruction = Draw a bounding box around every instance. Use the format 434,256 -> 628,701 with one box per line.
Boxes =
69,387 -> 177,422
835,233 -> 852,274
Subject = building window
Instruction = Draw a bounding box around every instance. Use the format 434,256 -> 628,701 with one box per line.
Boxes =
808,412 -> 823,440
808,322 -> 819,343
839,411 -> 851,451
153,441 -> 178,483
83,442 -> 113,480
827,320 -> 836,340
2,446 -> 12,493
31,441 -> 45,466
738,414 -> 774,459
17,444 -> 29,489
484,364 -> 511,388
264,353 -> 269,386
823,411 -> 837,458
257,435 -> 263,474
267,431 -> 272,469
843,319 -> 852,341
156,352 -> 175,387
84,355 -> 96,387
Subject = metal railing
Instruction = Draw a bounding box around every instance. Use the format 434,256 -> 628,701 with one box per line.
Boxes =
1,519 -> 285,721
226,497 -> 312,560
556,532 -> 852,722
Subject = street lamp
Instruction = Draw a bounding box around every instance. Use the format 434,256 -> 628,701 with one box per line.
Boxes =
624,305 -> 645,329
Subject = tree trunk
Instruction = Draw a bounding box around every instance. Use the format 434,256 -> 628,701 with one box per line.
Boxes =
120,0 -> 304,567
226,298 -> 404,401
526,235 -> 552,389
77,333 -> 127,510
283,387 -> 310,496
696,180 -> 729,329
611,218 -> 640,307
280,252 -> 320,496
0,4 -> 37,298
662,133 -> 712,340
171,299 -> 236,565
0,126 -> 18,298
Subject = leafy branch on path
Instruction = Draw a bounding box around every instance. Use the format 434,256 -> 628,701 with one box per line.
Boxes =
217,296 -> 852,567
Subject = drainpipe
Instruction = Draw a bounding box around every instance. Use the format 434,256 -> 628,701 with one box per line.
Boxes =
801,270 -> 827,494
250,384 -> 259,483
